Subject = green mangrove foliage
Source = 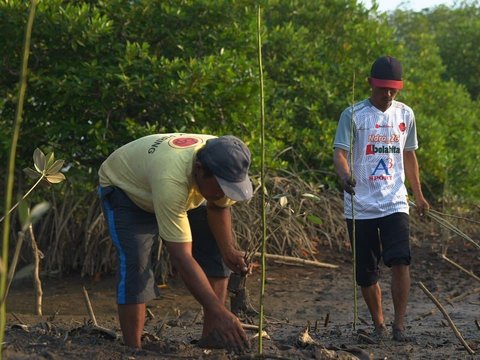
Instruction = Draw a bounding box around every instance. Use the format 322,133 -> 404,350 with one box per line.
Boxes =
1,0 -> 479,204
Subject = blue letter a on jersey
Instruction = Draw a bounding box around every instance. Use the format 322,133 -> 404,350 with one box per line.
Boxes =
372,159 -> 390,175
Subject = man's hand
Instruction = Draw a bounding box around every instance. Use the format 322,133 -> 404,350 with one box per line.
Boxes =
414,196 -> 430,217
202,306 -> 250,353
342,175 -> 356,195
223,248 -> 248,274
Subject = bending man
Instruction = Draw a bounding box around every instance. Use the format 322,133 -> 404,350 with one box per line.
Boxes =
98,133 -> 253,351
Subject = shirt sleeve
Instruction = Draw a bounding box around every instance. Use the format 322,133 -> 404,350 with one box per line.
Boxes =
212,197 -> 236,208
333,107 -> 353,151
404,112 -> 418,151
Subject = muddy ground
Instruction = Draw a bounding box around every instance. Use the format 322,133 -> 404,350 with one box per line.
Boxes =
4,238 -> 480,360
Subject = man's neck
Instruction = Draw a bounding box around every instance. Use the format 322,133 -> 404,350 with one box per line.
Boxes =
369,97 -> 391,112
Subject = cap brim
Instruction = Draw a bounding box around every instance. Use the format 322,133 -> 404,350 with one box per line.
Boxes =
215,175 -> 253,202
370,78 -> 403,89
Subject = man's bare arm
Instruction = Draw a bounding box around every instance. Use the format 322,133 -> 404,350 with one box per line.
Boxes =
403,150 -> 430,214
165,241 -> 248,351
206,203 -> 247,273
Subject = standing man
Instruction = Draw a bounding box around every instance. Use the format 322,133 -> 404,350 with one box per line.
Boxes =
98,133 -> 253,352
333,56 -> 430,342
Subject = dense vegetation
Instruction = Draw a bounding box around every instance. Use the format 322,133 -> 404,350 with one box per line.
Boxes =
1,0 -> 479,273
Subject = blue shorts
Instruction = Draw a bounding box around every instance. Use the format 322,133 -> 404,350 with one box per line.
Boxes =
99,186 -> 230,305
346,212 -> 411,287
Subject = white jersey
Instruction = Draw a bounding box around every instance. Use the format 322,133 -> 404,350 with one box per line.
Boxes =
333,99 -> 418,219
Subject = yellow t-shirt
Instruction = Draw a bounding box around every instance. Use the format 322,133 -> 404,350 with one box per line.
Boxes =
98,133 -> 235,243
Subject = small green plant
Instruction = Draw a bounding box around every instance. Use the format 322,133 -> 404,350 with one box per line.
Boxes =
0,147 -> 65,314
0,148 -> 66,223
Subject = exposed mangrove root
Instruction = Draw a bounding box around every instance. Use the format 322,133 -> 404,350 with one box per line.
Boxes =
29,225 -> 43,316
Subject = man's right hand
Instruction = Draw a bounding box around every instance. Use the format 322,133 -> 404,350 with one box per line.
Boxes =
202,307 -> 250,353
223,248 -> 249,274
342,176 -> 356,195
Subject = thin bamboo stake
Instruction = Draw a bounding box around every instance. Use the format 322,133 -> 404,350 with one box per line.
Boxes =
349,71 -> 358,330
0,232 -> 26,306
441,254 -> 480,283
418,281 -> 475,355
0,0 -> 39,352
253,252 -> 338,269
257,5 -> 267,355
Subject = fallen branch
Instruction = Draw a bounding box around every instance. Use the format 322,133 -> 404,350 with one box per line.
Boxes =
254,252 -> 338,269
357,333 -> 376,344
190,308 -> 202,326
441,254 -> 480,283
82,286 -> 98,325
415,287 -> 480,321
358,316 -> 370,326
1,231 -> 26,306
11,312 -> 25,325
146,308 -> 155,320
418,281 -> 475,355
82,286 -> 117,339
241,323 -> 259,330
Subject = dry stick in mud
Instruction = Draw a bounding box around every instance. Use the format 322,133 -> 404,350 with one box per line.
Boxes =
418,281 -> 475,355
416,287 -> 480,320
441,254 -> 480,283
241,323 -> 259,330
11,312 -> 25,325
253,252 -> 338,269
81,286 -> 117,339
82,286 -> 98,325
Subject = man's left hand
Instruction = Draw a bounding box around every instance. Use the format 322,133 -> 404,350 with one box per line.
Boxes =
415,196 -> 430,217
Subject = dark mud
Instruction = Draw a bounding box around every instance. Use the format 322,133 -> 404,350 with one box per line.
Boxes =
4,240 -> 480,359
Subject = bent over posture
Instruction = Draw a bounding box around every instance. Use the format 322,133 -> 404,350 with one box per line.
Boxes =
333,56 -> 429,342
98,133 -> 253,351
